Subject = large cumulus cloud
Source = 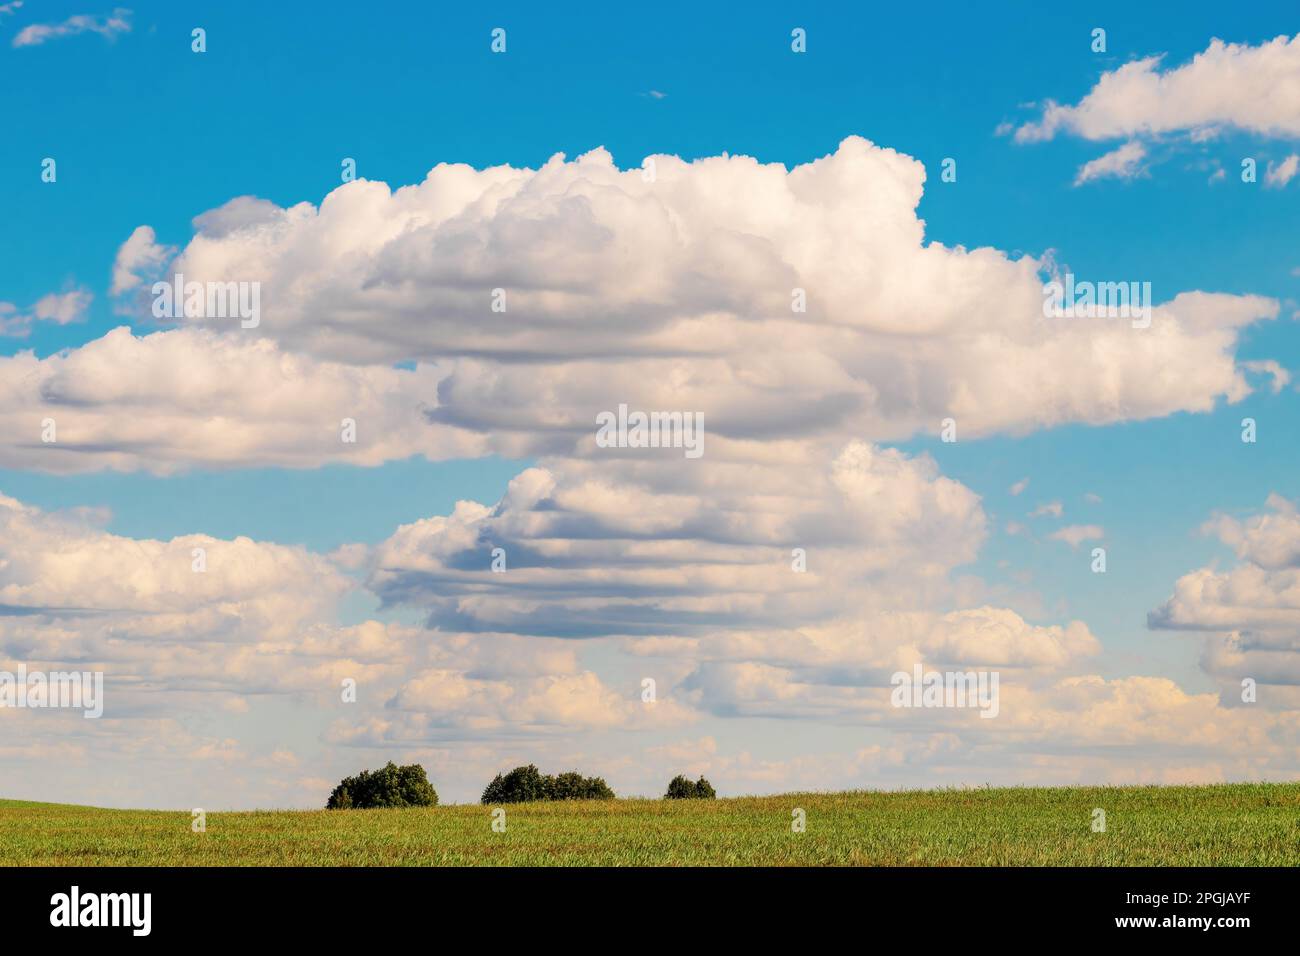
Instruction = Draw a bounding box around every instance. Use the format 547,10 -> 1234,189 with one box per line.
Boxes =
97,136 -> 1277,465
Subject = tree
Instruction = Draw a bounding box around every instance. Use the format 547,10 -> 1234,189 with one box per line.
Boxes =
481,765 -> 616,803
665,774 -> 716,799
482,764 -> 549,804
550,770 -> 615,800
325,762 -> 438,809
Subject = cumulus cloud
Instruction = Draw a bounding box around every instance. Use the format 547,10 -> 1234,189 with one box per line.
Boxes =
1015,35 -> 1300,143
0,489 -> 347,640
1150,495 -> 1300,702
110,224 -> 174,295
0,326 -> 485,473
78,136 -> 1274,470
366,441 -> 986,639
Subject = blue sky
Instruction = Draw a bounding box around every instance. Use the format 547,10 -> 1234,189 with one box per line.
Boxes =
1,1 -> 1297,806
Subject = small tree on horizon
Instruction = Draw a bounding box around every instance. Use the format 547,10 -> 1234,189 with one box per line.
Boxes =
665,774 -> 716,799
481,765 -> 615,803
326,762 -> 438,810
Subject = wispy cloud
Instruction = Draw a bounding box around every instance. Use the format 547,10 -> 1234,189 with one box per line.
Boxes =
0,288 -> 92,337
12,7 -> 131,48
1265,153 -> 1300,188
1074,141 -> 1147,185
1049,525 -> 1105,548
1241,359 -> 1291,393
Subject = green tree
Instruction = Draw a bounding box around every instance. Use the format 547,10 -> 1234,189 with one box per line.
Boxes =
326,762 -> 438,809
665,774 -> 716,799
481,765 -> 616,803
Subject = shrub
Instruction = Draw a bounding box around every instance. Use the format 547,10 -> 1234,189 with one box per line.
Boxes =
325,762 -> 438,810
665,774 -> 716,799
481,765 -> 616,804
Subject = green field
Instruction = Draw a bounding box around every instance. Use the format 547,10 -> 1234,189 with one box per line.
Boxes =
2,783 -> 1297,866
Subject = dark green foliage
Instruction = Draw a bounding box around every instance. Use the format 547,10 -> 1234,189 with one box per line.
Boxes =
665,775 -> 716,799
481,764 -> 549,804
326,762 -> 438,810
481,764 -> 616,804
549,771 -> 616,801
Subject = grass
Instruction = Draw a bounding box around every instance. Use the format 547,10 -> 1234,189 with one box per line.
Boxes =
1,783 -> 1297,866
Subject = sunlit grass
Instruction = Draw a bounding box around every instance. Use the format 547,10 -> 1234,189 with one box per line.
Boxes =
2,783 -> 1296,866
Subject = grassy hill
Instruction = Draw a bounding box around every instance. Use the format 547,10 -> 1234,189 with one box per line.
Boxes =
2,783 -> 1297,866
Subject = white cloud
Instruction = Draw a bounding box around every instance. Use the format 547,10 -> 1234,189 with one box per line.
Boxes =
1048,524 -> 1104,547
110,225 -> 173,295
32,289 -> 92,324
366,441 -> 987,639
1016,35 -> 1300,143
0,137 -> 1257,491
0,489 -> 666,755
137,137 -> 1276,458
1264,153 -> 1300,188
1073,141 -> 1147,185
0,489 -> 347,636
1241,359 -> 1291,393
0,326 -> 484,473
12,7 -> 131,47
1009,477 -> 1029,496
1030,501 -> 1063,519
0,288 -> 92,338
1151,495 -> 1300,698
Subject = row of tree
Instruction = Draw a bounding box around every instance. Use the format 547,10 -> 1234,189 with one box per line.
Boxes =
325,762 -> 716,809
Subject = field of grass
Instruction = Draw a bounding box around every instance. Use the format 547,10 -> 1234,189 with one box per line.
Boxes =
2,783 -> 1297,866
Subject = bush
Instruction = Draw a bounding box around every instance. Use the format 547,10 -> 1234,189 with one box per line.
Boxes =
325,762 -> 438,809
665,775 -> 716,799
481,764 -> 616,804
